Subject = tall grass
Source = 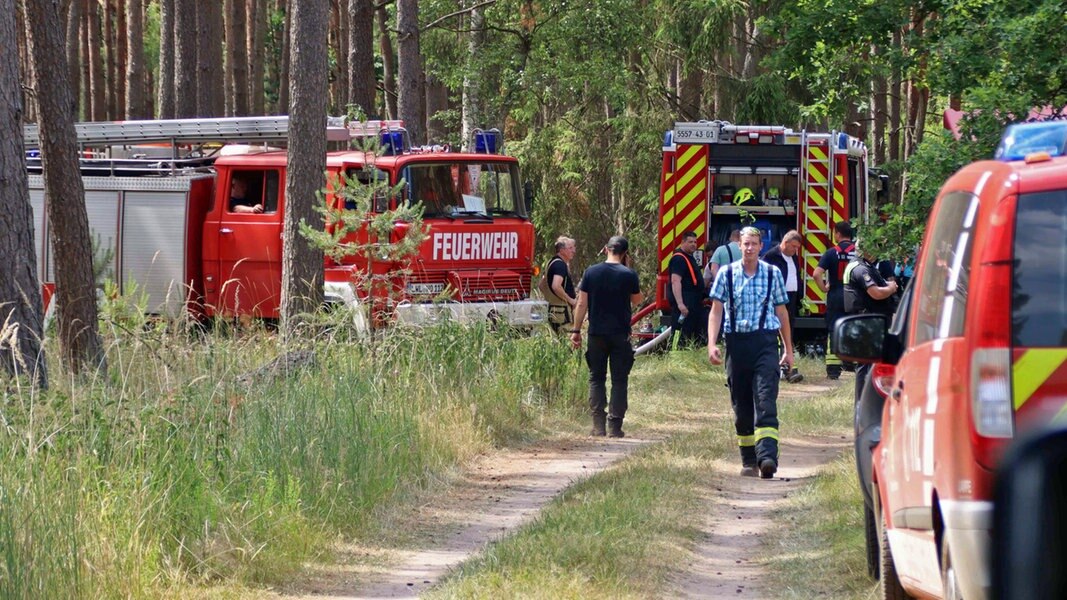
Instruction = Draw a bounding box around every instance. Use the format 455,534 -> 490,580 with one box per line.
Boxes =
0,312 -> 584,598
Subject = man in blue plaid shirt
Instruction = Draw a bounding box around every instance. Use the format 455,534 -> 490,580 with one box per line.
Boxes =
707,226 -> 794,479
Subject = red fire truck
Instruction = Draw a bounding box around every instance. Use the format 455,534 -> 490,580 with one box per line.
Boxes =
634,120 -> 873,345
23,117 -> 546,329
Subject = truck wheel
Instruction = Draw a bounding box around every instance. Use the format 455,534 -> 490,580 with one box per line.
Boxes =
941,541 -> 964,600
864,502 -> 880,580
879,509 -> 913,600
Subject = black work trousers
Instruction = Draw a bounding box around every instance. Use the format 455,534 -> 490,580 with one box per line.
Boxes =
671,292 -> 709,348
725,330 -> 781,464
586,333 -> 635,422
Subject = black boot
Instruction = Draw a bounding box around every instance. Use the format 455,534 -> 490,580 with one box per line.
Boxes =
607,417 -> 625,438
591,412 -> 607,437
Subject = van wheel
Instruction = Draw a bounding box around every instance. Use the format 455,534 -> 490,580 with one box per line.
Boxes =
941,541 -> 964,600
864,503 -> 880,580
879,509 -> 913,600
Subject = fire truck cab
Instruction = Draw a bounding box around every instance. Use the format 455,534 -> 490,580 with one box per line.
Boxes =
636,120 -> 871,343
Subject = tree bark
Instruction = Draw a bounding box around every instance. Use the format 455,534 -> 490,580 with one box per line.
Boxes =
24,0 -> 106,376
126,0 -> 148,118
871,44 -> 887,167
197,0 -> 225,116
0,0 -> 47,387
104,0 -> 116,119
888,28 -> 902,166
347,0 -> 375,119
460,1 -> 484,150
158,0 -> 175,118
226,0 -> 250,116
115,0 -> 128,119
425,74 -> 448,142
277,2 -> 290,113
173,0 -> 198,117
281,0 -> 327,338
396,0 -> 425,144
248,0 -> 266,114
87,0 -> 106,120
377,3 -> 396,119
65,0 -> 81,120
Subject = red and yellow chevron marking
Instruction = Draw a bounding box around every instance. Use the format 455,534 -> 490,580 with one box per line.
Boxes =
658,144 -> 708,273
802,146 -> 831,306
832,172 -> 848,225
1014,349 -> 1067,412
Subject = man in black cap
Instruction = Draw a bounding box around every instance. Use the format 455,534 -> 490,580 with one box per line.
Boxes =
570,236 -> 643,438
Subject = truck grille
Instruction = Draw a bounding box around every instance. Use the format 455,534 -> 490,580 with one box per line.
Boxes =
404,269 -> 530,302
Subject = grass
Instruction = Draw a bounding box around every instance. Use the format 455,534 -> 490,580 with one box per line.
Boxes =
0,313 -> 587,598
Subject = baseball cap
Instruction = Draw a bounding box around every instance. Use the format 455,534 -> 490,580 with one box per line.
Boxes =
606,235 -> 629,254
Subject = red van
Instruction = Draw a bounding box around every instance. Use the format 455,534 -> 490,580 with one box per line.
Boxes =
834,121 -> 1067,600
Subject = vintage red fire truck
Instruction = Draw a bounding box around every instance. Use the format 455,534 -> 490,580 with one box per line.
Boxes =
635,120 -> 874,344
23,117 -> 546,328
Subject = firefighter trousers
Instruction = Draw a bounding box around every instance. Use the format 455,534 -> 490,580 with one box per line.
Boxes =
725,330 -> 781,466
586,333 -> 635,423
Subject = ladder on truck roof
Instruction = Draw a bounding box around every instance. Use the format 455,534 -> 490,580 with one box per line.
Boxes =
22,115 -> 360,149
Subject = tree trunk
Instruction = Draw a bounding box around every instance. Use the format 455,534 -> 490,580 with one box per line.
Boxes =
678,64 -> 703,122
425,74 -> 448,142
460,1 -> 483,150
24,0 -> 106,376
173,0 -> 197,117
197,1 -> 225,116
329,0 -> 344,113
248,0 -> 266,114
158,0 -> 175,118
16,1 -> 36,123
116,0 -> 129,118
377,3 -> 396,119
87,0 -> 106,120
347,0 -> 375,119
65,0 -> 81,120
277,2 -> 291,114
104,0 -> 116,119
396,0 -> 425,145
871,44 -> 887,167
888,28 -> 902,166
0,0 -> 47,387
125,0 -> 148,118
281,0 -> 327,338
226,0 -> 250,116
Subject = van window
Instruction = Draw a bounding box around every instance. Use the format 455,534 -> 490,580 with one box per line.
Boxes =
342,167 -> 390,212
1012,189 -> 1067,347
912,192 -> 978,344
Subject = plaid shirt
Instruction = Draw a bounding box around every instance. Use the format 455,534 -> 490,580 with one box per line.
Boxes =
709,260 -> 788,333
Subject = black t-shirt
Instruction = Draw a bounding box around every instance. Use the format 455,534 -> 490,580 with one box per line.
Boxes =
546,255 -> 574,301
845,260 -> 895,316
668,250 -> 703,305
817,240 -> 856,292
578,262 -> 640,336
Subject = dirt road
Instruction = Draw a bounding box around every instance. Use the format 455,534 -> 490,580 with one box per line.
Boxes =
281,381 -> 847,599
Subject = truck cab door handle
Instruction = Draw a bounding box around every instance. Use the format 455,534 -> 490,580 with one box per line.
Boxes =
220,228 -> 234,234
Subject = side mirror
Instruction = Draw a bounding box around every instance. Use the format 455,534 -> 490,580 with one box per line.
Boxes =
524,180 -> 535,213
831,314 -> 888,363
993,427 -> 1067,600
877,173 -> 890,204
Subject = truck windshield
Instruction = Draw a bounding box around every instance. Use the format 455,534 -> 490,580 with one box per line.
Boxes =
401,162 -> 525,219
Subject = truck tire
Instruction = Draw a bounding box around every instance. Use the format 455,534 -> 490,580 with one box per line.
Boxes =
941,541 -> 964,600
865,502 -> 880,580
879,509 -> 914,600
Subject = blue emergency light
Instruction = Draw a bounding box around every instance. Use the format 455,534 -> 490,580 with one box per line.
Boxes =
995,121 -> 1067,161
379,127 -> 408,156
473,128 -> 502,154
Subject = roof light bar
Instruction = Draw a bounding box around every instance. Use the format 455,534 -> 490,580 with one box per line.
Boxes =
996,121 -> 1067,161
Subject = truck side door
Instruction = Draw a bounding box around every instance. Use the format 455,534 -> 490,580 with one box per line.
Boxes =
214,168 -> 285,318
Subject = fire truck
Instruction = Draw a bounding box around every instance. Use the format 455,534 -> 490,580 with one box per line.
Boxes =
23,117 -> 547,329
634,120 -> 873,345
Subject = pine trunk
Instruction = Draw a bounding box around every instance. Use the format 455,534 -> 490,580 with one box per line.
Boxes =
126,0 -> 147,118
226,0 -> 250,116
173,0 -> 198,117
460,1 -> 483,150
0,0 -> 47,386
281,0 -> 327,337
377,3 -> 396,119
197,1 -> 225,117
65,0 -> 81,120
347,0 -> 375,119
115,0 -> 128,119
248,0 -> 266,114
87,0 -> 106,120
24,0 -> 106,376
158,0 -> 175,118
396,0 -> 424,145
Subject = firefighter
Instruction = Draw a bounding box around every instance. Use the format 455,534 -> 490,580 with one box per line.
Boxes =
668,231 -> 708,348
707,226 -> 794,479
843,245 -> 899,401
762,230 -> 805,383
812,221 -> 856,379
